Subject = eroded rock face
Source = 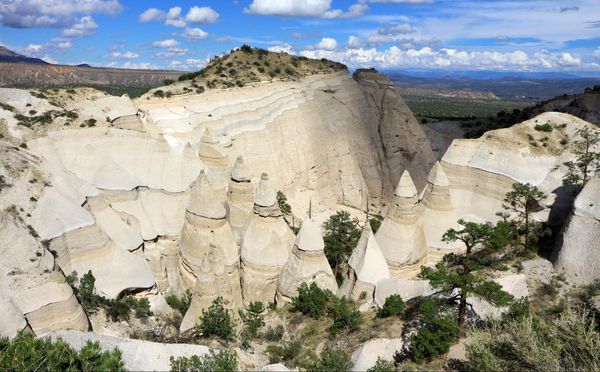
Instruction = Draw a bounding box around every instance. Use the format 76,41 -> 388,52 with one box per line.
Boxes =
276,218 -> 338,304
240,174 -> 294,306
351,338 -> 403,372
178,171 -> 241,313
554,175 -> 600,285
353,69 -> 436,192
376,171 -> 428,277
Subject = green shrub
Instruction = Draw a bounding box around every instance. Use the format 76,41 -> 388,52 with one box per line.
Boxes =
170,349 -> 237,372
153,90 -> 165,98
376,294 -> 405,318
165,290 -> 192,316
534,123 -> 553,132
241,301 -> 265,339
369,214 -> 383,233
266,337 -> 303,366
106,296 -> 152,322
240,44 -> 253,53
308,346 -> 353,372
263,325 -> 285,341
466,307 -> 600,371
292,282 -> 332,319
329,297 -> 362,334
0,332 -> 125,371
410,315 -> 459,363
195,297 -> 235,341
323,211 -> 361,284
367,357 -> 395,372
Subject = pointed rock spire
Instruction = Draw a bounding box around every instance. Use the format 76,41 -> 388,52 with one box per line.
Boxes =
231,156 -> 252,182
255,173 -> 277,207
427,161 -> 449,187
187,170 -> 227,219
349,224 -> 390,286
295,218 -> 324,252
201,127 -> 219,144
395,170 -> 418,198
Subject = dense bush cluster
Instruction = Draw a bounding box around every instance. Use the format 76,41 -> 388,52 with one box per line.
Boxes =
195,297 -> 235,341
0,332 -> 125,371
466,307 -> 600,370
170,349 -> 237,372
376,294 -> 405,318
165,290 -> 193,316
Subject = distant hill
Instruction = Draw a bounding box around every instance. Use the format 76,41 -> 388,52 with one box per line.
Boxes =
0,46 -> 48,64
387,72 -> 600,101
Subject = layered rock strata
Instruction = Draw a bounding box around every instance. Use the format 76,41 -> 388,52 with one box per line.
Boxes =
376,171 -> 428,277
240,173 -> 294,305
275,218 -> 338,305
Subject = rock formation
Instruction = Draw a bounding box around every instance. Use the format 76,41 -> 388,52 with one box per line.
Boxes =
375,170 -> 428,277
421,161 -> 463,251
240,173 -> 294,306
198,128 -> 229,197
351,338 -> 403,371
227,156 -> 254,244
553,175 -> 600,285
340,223 -> 390,301
178,171 -> 241,309
275,218 -> 338,305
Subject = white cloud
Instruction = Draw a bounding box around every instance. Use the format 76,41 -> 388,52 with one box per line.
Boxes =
593,47 -> 600,58
152,39 -> 179,48
315,37 -> 338,51
156,47 -> 189,58
185,6 -> 219,23
120,61 -> 157,70
139,8 -> 164,22
348,35 -> 363,48
378,23 -> 413,35
139,6 -> 218,28
62,16 -> 97,36
299,45 -> 596,71
268,44 -> 295,54
41,55 -> 59,64
245,0 -> 367,19
169,58 -> 209,71
368,0 -> 433,3
23,38 -> 73,56
109,51 -> 139,59
0,0 -> 121,31
183,27 -> 209,40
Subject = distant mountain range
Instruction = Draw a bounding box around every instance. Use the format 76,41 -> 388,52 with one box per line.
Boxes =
387,72 -> 600,101
0,46 -> 182,96
382,69 -> 600,80
0,46 -> 48,64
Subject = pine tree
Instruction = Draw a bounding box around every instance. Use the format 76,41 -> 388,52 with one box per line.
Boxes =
563,127 -> 600,192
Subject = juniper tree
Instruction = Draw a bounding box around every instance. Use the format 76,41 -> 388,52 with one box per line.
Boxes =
503,182 -> 549,252
421,219 -> 514,331
563,127 -> 600,192
322,211 -> 361,284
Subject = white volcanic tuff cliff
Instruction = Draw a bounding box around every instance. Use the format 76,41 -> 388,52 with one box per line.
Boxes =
136,71 -> 435,211
553,175 -> 600,285
353,70 -> 436,192
439,112 -> 599,224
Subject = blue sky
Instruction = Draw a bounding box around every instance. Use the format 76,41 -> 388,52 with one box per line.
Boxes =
1,0 -> 600,73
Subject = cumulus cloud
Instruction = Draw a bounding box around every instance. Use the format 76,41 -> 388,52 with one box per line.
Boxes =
23,37 -> 73,57
314,37 -> 338,51
108,51 -> 139,59
0,0 -> 121,31
378,23 -> 413,35
185,6 -> 219,23
183,27 -> 209,40
299,45 -> 591,71
156,47 -> 189,59
62,16 -> 98,36
139,6 -> 218,28
152,39 -> 179,48
169,58 -> 209,71
245,0 -> 368,19
347,35 -> 363,48
593,47 -> 600,58
268,44 -> 295,54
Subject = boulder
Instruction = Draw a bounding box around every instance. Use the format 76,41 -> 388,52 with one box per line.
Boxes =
470,274 -> 529,320
351,338 -> 402,371
227,156 -> 255,244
